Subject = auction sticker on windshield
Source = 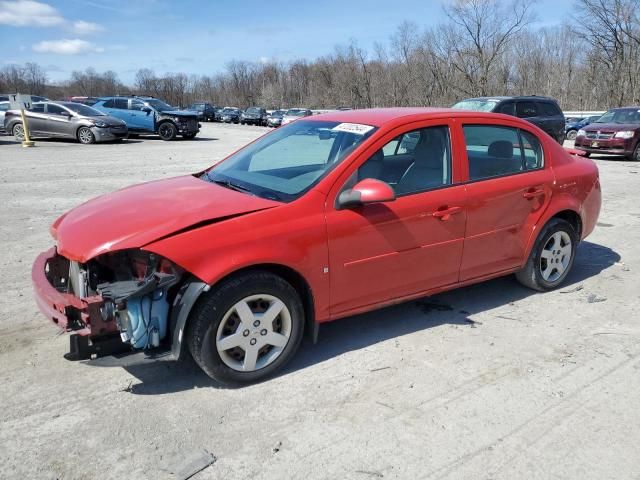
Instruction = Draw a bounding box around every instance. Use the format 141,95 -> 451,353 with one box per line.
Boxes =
331,123 -> 375,135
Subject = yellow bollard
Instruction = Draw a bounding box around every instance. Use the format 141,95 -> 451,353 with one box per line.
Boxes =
20,108 -> 35,147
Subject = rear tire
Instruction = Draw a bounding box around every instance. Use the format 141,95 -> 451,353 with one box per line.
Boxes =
12,123 -> 25,141
516,218 -> 578,291
187,271 -> 305,385
158,122 -> 177,141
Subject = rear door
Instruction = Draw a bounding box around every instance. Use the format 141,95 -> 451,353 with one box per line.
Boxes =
458,120 -> 553,281
25,103 -> 47,134
98,98 -> 131,125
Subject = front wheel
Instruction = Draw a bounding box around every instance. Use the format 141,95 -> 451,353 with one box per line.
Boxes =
516,218 -> 577,291
566,130 -> 578,141
77,126 -> 95,144
158,122 -> 177,141
187,271 -> 304,385
628,144 -> 640,162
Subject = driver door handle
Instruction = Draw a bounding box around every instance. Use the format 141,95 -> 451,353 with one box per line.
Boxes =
432,206 -> 462,221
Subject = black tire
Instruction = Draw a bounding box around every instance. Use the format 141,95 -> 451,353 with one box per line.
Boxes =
187,271 -> 305,385
566,129 -> 578,141
628,144 -> 640,162
515,218 -> 578,291
158,122 -> 177,141
12,122 -> 25,141
77,126 -> 96,144
182,132 -> 197,140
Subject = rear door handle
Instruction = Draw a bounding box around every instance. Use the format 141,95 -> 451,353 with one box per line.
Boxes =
432,206 -> 462,221
523,188 -> 545,199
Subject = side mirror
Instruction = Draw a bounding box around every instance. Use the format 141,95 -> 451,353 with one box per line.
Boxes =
142,106 -> 152,113
337,178 -> 396,209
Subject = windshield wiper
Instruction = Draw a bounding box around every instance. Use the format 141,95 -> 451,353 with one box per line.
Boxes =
211,179 -> 255,195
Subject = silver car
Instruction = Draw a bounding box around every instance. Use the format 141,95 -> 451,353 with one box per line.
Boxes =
281,108 -> 313,126
4,101 -> 128,144
0,101 -> 9,134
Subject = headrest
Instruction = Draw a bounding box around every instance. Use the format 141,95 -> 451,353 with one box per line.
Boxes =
488,140 -> 513,159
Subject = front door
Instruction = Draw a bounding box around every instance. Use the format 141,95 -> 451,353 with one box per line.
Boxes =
325,123 -> 467,316
459,122 -> 553,281
129,99 -> 155,132
45,103 -> 73,138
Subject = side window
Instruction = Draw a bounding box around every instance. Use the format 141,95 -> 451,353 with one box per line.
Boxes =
29,103 -> 45,113
0,103 -> 9,112
516,101 -> 538,118
463,125 -> 543,181
357,126 -> 452,195
497,102 -> 515,116
113,98 -> 128,109
102,99 -> 114,108
130,100 -> 145,111
47,104 -> 67,115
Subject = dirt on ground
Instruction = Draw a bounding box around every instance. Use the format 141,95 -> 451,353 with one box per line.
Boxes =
0,123 -> 639,480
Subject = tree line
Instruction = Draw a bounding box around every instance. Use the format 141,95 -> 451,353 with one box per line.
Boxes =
1,0 -> 638,111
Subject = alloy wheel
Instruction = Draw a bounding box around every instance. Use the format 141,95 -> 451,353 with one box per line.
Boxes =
78,127 -> 94,144
215,294 -> 292,372
539,231 -> 572,282
13,123 -> 24,140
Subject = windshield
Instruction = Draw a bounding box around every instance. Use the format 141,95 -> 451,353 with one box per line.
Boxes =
145,99 -> 173,112
191,104 -> 205,111
63,102 -> 105,116
452,99 -> 499,112
223,108 -> 237,113
204,120 -> 377,202
286,109 -> 307,116
594,109 -> 640,124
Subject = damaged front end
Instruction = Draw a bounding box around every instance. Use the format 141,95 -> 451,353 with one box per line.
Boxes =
33,247 -> 184,360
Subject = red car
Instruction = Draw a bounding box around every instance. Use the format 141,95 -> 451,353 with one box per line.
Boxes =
574,107 -> 640,161
32,108 -> 602,384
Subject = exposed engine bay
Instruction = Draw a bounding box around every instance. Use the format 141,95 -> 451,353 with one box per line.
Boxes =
46,249 -> 183,351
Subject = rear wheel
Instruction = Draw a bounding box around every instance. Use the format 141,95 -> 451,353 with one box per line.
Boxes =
158,122 -> 177,141
516,218 -> 577,291
77,126 -> 95,144
187,271 -> 304,384
12,123 -> 25,141
566,130 -> 578,141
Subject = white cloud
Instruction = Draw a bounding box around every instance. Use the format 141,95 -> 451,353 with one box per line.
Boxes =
32,38 -> 104,55
0,0 -> 63,27
71,20 -> 103,35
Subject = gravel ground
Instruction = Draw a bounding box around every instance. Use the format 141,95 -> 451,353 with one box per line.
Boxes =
0,123 -> 639,480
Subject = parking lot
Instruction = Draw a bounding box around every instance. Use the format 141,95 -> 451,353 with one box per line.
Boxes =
1,122 -> 639,479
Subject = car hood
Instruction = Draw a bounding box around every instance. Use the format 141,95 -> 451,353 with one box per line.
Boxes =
584,122 -> 640,131
51,175 -> 280,262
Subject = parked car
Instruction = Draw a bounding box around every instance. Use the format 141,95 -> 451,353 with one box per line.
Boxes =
92,96 -> 199,140
565,115 -> 601,140
0,94 -> 48,103
214,107 -> 225,122
187,102 -> 217,122
266,109 -> 286,127
64,96 -> 100,106
281,108 -> 313,126
241,107 -> 268,126
574,107 -> 640,160
220,107 -> 242,123
0,101 -> 8,134
4,101 -> 128,144
32,108 -> 601,384
452,96 -> 566,144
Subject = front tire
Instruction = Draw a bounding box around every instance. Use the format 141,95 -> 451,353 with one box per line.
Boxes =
77,126 -> 95,144
187,271 -> 305,385
158,122 -> 177,141
566,130 -> 578,141
516,218 -> 577,291
628,144 -> 640,162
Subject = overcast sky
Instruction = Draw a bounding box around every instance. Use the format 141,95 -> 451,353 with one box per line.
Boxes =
0,0 -> 574,84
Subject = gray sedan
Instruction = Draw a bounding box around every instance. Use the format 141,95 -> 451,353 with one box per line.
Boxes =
4,101 -> 128,144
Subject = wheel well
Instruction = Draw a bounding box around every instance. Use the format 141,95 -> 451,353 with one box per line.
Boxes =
552,210 -> 582,238
217,264 -> 317,341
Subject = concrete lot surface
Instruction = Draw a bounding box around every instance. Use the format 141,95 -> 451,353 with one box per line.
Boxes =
1,123 -> 639,479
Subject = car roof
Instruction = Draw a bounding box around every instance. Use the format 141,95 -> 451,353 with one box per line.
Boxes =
462,96 -> 558,102
309,107 -> 513,127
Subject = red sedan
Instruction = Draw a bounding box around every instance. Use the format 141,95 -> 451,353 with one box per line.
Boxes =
32,108 -> 601,384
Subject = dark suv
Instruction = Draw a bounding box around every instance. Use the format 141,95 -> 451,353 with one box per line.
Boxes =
452,96 -> 566,144
187,102 -> 217,122
240,107 -> 267,126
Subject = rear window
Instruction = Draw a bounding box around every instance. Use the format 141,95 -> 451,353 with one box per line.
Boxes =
538,102 -> 562,117
103,98 -> 128,109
